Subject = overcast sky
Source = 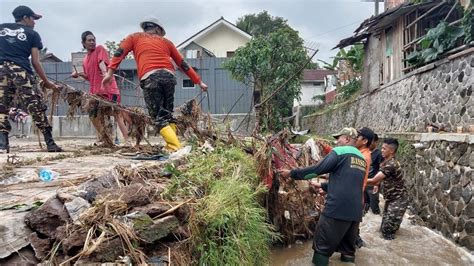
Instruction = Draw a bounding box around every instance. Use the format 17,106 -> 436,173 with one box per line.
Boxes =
1,0 -> 382,62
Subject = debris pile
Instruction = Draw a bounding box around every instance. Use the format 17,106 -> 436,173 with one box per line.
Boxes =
22,162 -> 190,264
256,130 -> 325,244
5,86 -> 327,264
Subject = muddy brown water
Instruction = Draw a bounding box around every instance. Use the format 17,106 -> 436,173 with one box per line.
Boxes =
271,211 -> 473,265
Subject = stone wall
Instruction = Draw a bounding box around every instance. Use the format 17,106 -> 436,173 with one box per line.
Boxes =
394,133 -> 474,250
301,50 -> 473,134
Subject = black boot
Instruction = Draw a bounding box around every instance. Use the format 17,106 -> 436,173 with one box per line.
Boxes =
0,132 -> 9,153
312,253 -> 329,266
43,129 -> 63,152
341,254 -> 355,263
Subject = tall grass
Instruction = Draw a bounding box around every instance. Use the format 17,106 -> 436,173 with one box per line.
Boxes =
163,145 -> 279,265
190,172 -> 278,265
163,146 -> 261,199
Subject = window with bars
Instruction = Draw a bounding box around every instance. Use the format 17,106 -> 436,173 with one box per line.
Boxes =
402,2 -> 463,73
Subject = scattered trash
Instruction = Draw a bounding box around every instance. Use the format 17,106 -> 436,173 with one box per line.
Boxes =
39,168 -> 57,182
201,140 -> 215,153
0,169 -> 38,185
169,145 -> 192,160
130,153 -> 168,161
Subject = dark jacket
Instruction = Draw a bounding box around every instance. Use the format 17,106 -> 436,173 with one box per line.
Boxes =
290,146 -> 366,222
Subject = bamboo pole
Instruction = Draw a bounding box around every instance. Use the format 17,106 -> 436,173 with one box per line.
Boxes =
406,1 -> 447,29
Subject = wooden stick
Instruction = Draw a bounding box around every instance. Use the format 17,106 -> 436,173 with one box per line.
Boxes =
255,49 -> 319,109
168,247 -> 171,266
444,0 -> 458,21
406,1 -> 446,29
154,198 -> 193,219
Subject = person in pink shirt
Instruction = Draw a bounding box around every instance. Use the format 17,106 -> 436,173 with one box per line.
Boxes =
72,31 -> 130,145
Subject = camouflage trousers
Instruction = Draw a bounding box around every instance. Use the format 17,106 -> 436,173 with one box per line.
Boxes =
0,62 -> 51,133
139,70 -> 176,130
381,197 -> 408,237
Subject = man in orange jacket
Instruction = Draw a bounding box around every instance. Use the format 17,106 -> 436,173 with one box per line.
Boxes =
103,16 -> 208,151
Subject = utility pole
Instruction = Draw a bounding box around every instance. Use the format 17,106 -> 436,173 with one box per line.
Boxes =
362,0 -> 381,16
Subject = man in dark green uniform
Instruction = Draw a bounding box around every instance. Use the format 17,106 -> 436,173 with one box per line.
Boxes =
280,127 -> 366,265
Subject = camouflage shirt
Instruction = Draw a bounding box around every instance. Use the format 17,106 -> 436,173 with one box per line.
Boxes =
381,157 -> 407,202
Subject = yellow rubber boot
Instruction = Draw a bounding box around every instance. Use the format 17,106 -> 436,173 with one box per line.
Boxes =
169,123 -> 177,133
160,125 -> 181,151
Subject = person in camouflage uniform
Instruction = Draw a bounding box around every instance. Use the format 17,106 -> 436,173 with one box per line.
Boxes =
0,5 -> 62,153
367,138 -> 408,240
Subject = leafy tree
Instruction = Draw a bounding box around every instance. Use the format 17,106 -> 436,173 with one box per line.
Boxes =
227,11 -> 310,132
236,11 -> 290,37
105,40 -> 134,59
224,27 -> 307,132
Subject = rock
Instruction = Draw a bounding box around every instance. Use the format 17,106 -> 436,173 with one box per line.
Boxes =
447,201 -> 458,216
137,216 -> 179,243
25,197 -> 71,239
130,202 -> 172,218
457,216 -> 465,232
172,226 -> 191,241
56,191 -> 77,203
84,237 -> 124,262
457,147 -> 472,166
128,212 -> 154,231
96,183 -> 152,208
456,201 -> 465,217
428,198 -> 436,213
62,228 -> 87,255
446,215 -> 457,233
465,200 -> 474,218
458,71 -> 464,82
461,169 -> 471,187
64,197 -> 91,223
440,173 -> 451,191
445,75 -> 451,83
29,232 -> 51,260
459,235 -> 474,250
175,203 -> 192,223
449,185 -> 462,201
465,219 -> 474,235
420,206 -> 430,220
462,186 -> 472,204
441,223 -> 450,237
79,174 -> 119,202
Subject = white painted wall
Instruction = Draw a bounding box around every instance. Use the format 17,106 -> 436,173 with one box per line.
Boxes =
294,83 -> 325,106
195,24 -> 250,58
